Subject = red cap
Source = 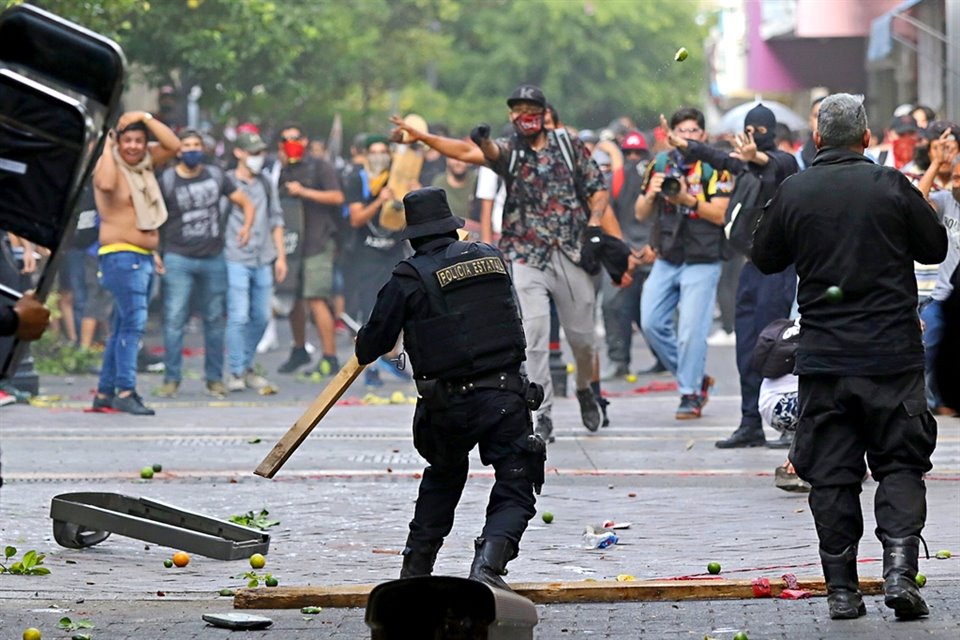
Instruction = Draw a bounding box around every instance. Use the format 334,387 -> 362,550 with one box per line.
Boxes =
621,130 -> 648,151
237,122 -> 260,135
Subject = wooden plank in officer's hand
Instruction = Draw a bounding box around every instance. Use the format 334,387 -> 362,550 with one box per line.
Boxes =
254,354 -> 365,478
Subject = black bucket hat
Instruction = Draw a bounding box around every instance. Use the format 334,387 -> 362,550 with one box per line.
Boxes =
400,187 -> 465,240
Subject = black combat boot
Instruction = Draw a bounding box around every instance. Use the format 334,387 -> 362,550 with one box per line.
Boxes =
399,540 -> 442,579
819,545 -> 866,619
881,535 -> 929,619
468,537 -> 516,592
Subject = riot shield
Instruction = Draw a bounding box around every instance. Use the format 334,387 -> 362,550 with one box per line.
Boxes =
0,3 -> 125,378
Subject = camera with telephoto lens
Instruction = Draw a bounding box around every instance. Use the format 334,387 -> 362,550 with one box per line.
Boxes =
660,166 -> 684,197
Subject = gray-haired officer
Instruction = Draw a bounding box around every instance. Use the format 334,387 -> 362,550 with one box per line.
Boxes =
355,186 -> 545,591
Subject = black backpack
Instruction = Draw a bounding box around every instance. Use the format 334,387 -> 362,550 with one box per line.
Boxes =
723,167 -> 765,256
751,317 -> 800,378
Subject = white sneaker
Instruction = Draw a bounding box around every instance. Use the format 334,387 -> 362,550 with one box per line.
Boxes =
706,329 -> 736,347
227,375 -> 247,392
256,318 -> 279,354
244,370 -> 271,390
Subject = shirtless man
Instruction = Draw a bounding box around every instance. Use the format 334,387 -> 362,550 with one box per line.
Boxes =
91,110 -> 179,415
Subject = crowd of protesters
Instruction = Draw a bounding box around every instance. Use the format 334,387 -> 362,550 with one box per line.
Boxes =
1,96 -> 955,430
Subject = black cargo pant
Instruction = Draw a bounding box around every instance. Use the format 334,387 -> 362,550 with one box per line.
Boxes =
793,371 -> 937,554
406,388 -> 538,552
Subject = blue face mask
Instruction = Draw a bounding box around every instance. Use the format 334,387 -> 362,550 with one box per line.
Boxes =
180,150 -> 204,169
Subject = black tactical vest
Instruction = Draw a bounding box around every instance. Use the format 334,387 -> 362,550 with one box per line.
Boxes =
401,239 -> 526,380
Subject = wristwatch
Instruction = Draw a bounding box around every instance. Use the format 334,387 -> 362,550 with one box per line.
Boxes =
143,112 -> 154,122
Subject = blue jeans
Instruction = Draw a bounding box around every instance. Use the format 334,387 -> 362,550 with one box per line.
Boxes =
921,299 -> 945,408
162,252 -> 227,383
97,251 -> 153,394
226,261 -> 273,376
62,248 -> 88,339
640,259 -> 721,395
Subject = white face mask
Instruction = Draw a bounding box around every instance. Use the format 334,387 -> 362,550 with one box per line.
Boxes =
245,154 -> 265,175
368,152 -> 391,175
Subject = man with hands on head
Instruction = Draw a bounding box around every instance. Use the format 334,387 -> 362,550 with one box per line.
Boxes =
92,110 -> 180,415
390,85 -> 611,443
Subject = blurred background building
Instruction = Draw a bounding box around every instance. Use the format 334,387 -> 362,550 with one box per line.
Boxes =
704,0 -> 956,132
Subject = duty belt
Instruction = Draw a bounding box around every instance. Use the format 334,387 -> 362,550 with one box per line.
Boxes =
436,372 -> 527,396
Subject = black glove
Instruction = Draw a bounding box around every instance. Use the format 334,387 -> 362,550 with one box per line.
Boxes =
580,226 -> 602,275
470,123 -> 491,146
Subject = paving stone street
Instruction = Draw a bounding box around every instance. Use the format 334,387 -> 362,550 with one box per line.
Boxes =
1,334 -> 958,639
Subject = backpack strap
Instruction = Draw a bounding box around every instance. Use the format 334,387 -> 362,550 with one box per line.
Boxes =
160,166 -> 176,197
552,128 -> 577,175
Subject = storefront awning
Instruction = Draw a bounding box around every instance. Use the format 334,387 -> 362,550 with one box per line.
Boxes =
867,0 -> 946,62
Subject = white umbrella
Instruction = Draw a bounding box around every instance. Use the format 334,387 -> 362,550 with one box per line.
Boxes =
713,100 -> 807,135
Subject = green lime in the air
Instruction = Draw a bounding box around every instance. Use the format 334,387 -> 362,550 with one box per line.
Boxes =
674,47 -> 689,62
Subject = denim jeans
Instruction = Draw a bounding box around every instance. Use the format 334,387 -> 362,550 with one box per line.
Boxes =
97,251 -> 153,394
226,261 -> 273,376
162,252 -> 227,383
920,299 -> 945,408
62,247 -> 88,339
640,259 -> 721,395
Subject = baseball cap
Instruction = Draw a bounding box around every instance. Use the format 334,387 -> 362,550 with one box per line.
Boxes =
507,84 -> 546,109
889,114 -> 918,135
621,130 -> 648,151
236,131 -> 267,153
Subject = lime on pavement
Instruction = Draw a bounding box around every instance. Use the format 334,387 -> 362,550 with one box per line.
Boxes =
23,629 -> 42,640
140,466 -> 154,479
707,561 -> 721,575
249,553 -> 266,569
542,512 -> 554,524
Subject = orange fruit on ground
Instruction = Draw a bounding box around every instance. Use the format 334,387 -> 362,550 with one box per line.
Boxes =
172,551 -> 190,567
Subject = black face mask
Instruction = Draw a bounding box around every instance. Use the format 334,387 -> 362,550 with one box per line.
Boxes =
913,144 -> 931,171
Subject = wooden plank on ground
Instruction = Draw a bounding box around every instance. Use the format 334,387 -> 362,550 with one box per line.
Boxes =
234,576 -> 884,609
254,354 -> 365,478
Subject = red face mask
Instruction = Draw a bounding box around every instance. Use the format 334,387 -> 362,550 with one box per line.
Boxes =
892,136 -> 916,169
513,113 -> 544,137
283,140 -> 306,162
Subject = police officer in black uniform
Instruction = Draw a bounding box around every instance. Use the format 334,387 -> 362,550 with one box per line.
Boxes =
752,93 -> 947,622
355,186 -> 544,591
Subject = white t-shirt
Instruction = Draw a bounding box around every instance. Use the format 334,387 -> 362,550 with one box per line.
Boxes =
759,374 -> 799,433
475,166 -> 506,234
930,190 -> 960,301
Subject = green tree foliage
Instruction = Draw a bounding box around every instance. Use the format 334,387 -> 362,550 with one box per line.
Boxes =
3,0 -> 705,135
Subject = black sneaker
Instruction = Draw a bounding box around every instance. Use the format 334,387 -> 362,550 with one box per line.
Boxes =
766,431 -> 794,449
112,392 -> 155,416
597,395 -> 610,428
91,393 -> 117,413
700,375 -> 715,408
675,394 -> 704,420
315,354 -> 340,376
535,414 -> 555,444
715,425 -> 766,448
278,347 -> 311,373
576,388 -> 601,432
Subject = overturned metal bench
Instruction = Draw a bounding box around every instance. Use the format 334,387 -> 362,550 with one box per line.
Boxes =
49,492 -> 270,560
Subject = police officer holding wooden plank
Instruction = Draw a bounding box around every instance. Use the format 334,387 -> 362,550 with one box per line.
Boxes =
355,186 -> 544,592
